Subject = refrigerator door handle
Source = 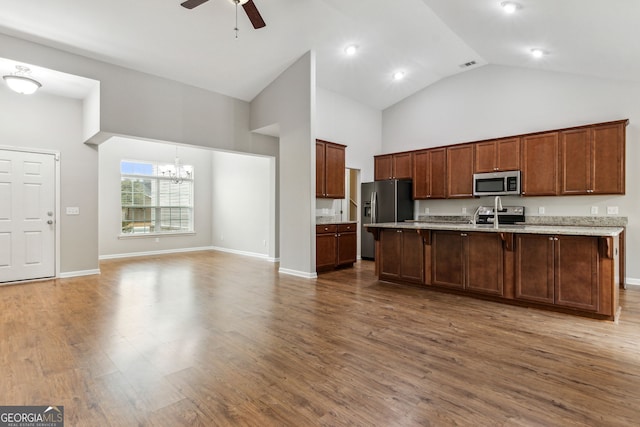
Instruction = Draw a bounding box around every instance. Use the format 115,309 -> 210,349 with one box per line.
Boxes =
371,192 -> 377,224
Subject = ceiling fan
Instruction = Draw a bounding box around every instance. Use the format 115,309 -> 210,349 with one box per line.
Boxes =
181,0 -> 266,30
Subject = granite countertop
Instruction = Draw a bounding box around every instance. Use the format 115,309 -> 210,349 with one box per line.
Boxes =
316,219 -> 358,225
365,221 -> 623,237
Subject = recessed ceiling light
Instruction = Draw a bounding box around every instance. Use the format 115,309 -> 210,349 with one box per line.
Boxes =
344,45 -> 358,56
530,48 -> 546,58
500,1 -> 521,14
392,71 -> 405,81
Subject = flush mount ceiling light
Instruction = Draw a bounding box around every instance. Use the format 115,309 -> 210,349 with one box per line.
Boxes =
3,65 -> 42,95
530,48 -> 546,58
344,45 -> 358,56
392,71 -> 405,81
500,1 -> 521,14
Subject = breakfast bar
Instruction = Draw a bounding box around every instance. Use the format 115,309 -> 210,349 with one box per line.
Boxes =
366,222 -> 623,320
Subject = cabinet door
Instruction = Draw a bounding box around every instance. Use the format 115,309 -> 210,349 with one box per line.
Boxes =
432,231 -> 465,289
592,123 -> 624,194
560,128 -> 591,195
521,132 -> 559,196
555,236 -> 599,311
400,230 -> 424,283
515,234 -> 554,304
375,155 -> 393,180
316,232 -> 337,270
337,230 -> 357,266
430,148 -> 447,199
393,153 -> 413,180
380,229 -> 402,279
413,150 -> 430,199
466,232 -> 504,296
447,145 -> 474,198
316,142 -> 326,197
324,143 -> 345,198
496,137 -> 520,171
474,141 -> 497,173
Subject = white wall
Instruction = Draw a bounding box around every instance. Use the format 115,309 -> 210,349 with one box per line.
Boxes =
316,88 -> 382,182
211,151 -> 275,259
251,52 -> 316,277
98,137 -> 213,257
0,86 -> 98,275
382,64 -> 640,282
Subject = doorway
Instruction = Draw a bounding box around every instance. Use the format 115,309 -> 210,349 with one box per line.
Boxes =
0,149 -> 57,283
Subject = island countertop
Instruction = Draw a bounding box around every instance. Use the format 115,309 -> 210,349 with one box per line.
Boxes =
365,222 -> 624,237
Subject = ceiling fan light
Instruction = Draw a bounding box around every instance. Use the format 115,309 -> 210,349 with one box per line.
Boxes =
3,75 -> 42,95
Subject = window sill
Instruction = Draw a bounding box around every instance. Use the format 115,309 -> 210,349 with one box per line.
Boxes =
118,232 -> 196,240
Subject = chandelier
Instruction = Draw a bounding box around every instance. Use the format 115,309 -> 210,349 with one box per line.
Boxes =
161,147 -> 192,184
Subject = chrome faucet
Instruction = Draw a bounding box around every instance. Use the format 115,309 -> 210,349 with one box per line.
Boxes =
493,196 -> 503,229
470,206 -> 481,225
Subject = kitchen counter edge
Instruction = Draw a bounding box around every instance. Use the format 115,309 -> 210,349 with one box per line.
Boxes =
364,222 -> 623,237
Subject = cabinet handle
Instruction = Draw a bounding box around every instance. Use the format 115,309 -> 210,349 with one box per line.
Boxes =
549,237 -> 554,241
461,233 -> 468,237
397,230 -> 402,233
554,237 -> 559,241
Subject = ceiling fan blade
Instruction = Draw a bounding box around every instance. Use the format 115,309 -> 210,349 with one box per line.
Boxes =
180,0 -> 209,10
242,0 -> 266,29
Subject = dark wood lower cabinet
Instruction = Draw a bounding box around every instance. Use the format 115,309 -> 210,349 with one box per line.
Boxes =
316,223 -> 357,272
515,234 -> 599,311
369,226 -> 619,320
380,229 -> 424,284
432,231 -> 504,296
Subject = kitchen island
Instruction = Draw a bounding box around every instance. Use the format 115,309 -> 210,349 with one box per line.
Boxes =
365,222 -> 622,320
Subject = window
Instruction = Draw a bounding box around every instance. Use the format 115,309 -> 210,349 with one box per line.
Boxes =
120,160 -> 194,235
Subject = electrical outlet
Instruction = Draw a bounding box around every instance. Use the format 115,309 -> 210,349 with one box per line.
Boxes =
66,207 -> 80,215
221,234 -> 224,241
607,206 -> 619,215
538,207 -> 545,215
462,207 -> 467,214
424,207 -> 430,214
263,240 -> 266,247
155,237 -> 160,243
590,206 -> 598,215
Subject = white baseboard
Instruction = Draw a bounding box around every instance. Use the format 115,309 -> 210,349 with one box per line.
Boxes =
209,246 -> 273,260
59,269 -> 101,278
624,277 -> 640,287
99,246 -> 215,260
100,246 -> 274,262
279,268 -> 317,279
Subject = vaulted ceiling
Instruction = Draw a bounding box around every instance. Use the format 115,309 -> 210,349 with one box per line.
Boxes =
0,0 -> 638,109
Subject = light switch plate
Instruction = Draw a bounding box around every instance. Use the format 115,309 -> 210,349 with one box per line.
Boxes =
591,206 -> 598,215
607,206 -> 619,215
538,207 -> 545,215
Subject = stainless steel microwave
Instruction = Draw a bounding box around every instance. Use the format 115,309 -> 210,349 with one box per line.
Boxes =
473,170 -> 521,196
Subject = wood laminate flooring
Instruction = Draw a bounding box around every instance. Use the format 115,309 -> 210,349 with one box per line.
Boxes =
1,251 -> 639,426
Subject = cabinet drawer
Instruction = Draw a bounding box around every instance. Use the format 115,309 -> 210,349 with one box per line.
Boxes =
338,223 -> 356,233
316,224 -> 337,234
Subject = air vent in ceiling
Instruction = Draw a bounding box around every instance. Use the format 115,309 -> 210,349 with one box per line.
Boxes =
459,60 -> 477,68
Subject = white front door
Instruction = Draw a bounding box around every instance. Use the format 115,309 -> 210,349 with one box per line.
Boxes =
0,149 -> 56,283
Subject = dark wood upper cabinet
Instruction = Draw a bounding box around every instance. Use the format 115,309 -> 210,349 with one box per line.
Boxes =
474,137 -> 520,173
560,121 -> 625,195
375,152 -> 413,180
446,144 -> 474,198
413,148 -> 446,199
521,132 -> 560,196
374,155 -> 393,181
316,140 -> 345,199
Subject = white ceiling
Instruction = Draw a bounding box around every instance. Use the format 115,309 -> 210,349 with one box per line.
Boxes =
0,0 -> 638,109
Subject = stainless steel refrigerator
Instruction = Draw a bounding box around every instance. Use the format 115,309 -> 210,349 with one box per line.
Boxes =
361,179 -> 413,260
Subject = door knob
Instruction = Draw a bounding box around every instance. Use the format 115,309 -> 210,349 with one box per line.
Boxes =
47,220 -> 53,225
